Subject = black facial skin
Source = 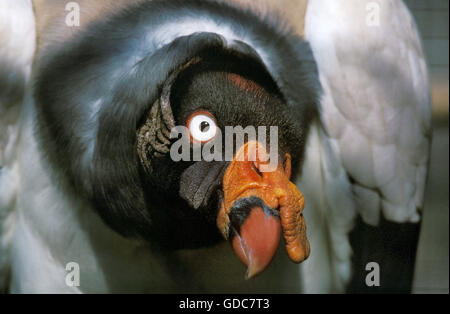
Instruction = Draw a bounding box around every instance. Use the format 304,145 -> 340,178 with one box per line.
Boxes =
33,0 -> 319,250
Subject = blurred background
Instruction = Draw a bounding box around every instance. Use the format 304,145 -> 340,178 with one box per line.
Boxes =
404,0 -> 449,294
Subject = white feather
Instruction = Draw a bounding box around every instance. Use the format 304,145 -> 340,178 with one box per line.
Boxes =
0,0 -> 36,291
300,0 -> 431,292
304,0 -> 431,226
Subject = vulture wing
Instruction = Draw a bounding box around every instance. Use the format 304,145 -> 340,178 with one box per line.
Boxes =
0,0 -> 36,292
298,0 -> 432,292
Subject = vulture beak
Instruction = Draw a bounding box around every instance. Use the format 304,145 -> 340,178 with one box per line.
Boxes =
217,141 -> 310,279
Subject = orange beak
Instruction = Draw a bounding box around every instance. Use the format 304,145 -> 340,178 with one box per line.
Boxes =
217,141 -> 310,279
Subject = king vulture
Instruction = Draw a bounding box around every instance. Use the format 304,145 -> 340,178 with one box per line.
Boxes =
0,0 -> 431,293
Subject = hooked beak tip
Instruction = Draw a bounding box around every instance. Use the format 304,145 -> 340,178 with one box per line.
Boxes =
230,206 -> 281,279
245,259 -> 265,280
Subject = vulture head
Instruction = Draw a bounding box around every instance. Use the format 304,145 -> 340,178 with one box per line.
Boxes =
34,1 -> 319,279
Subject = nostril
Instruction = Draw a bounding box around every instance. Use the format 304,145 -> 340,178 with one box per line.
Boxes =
251,161 -> 263,178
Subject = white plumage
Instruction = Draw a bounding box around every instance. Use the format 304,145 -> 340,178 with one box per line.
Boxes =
0,0 -> 431,293
306,0 -> 431,225
0,0 -> 36,291
299,0 -> 431,292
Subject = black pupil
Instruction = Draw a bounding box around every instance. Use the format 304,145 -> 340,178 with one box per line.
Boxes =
200,121 -> 210,132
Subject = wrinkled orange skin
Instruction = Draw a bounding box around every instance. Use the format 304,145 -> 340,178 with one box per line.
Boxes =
217,141 -> 310,264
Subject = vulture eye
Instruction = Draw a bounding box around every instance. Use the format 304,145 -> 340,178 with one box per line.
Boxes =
187,111 -> 218,143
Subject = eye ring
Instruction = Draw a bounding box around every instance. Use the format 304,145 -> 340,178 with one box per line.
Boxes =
186,111 -> 218,143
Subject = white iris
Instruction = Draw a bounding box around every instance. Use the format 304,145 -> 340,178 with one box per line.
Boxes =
188,114 -> 217,142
